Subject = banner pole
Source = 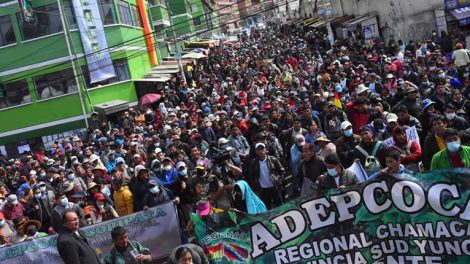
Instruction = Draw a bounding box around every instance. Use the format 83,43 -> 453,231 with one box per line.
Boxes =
57,0 -> 89,128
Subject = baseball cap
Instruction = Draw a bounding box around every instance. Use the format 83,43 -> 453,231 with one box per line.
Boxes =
218,138 -> 229,145
94,193 -> 106,200
386,113 -> 398,123
341,121 -> 352,130
255,143 -> 266,150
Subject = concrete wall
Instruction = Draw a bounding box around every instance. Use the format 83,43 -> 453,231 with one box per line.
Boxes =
330,0 -> 444,43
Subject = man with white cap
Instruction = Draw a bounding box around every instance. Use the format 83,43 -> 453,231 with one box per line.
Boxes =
247,143 -> 285,209
1,195 -> 24,220
335,121 -> 361,167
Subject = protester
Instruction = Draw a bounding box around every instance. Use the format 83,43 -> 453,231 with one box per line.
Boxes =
232,180 -> 267,214
167,244 -> 209,264
104,226 -> 152,263
316,154 -> 358,192
431,128 -> 470,170
247,143 -> 285,209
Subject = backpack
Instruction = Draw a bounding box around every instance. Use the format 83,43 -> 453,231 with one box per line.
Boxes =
356,141 -> 382,175
391,141 -> 418,173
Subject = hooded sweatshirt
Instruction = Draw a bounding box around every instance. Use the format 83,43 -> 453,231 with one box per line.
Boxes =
234,181 -> 267,214
390,126 -> 422,172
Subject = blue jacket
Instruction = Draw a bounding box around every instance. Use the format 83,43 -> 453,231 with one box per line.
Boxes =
159,168 -> 179,189
235,180 -> 267,214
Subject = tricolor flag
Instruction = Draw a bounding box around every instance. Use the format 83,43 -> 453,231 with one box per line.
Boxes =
334,91 -> 342,109
204,243 -> 223,259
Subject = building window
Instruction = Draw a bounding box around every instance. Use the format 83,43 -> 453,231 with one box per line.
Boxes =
117,1 -> 133,26
34,69 -> 78,100
0,80 -> 31,109
149,0 -> 165,6
17,3 -> 63,41
130,5 -> 142,28
191,4 -> 198,12
82,59 -> 130,88
99,0 -> 117,25
63,0 -> 78,30
0,15 -> 16,47
193,17 -> 201,26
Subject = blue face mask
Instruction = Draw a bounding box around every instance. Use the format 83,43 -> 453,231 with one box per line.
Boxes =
447,141 -> 461,153
179,169 -> 188,177
150,186 -> 160,194
60,197 -> 69,206
34,194 -> 42,200
0,220 -> 5,227
67,174 -> 75,181
343,129 -> 353,137
327,168 -> 338,177
101,187 -> 111,197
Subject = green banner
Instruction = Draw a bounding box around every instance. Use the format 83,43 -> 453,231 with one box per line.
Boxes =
192,168 -> 470,263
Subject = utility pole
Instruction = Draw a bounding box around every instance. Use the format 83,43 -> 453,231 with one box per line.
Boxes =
57,0 -> 89,128
167,2 -> 187,85
317,0 -> 334,46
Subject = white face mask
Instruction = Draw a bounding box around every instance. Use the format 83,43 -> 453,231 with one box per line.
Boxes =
97,204 -> 104,209
445,112 -> 456,120
164,165 -> 172,172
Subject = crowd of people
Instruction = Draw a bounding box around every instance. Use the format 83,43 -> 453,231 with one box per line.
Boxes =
0,22 -> 470,263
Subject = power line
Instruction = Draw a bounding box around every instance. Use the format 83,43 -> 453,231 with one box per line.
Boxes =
3,0 -> 285,84
0,0 -> 249,83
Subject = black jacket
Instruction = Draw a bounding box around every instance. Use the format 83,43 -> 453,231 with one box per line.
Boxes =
57,229 -> 101,264
422,133 -> 442,171
247,155 -> 285,192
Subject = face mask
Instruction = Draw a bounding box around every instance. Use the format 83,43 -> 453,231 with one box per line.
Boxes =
154,142 -> 160,148
98,204 -> 104,209
150,185 -> 160,194
40,186 -> 47,192
60,197 -> 69,206
67,174 -> 75,181
438,73 -> 446,78
26,226 -> 37,237
0,220 -> 4,227
164,165 -> 172,172
447,141 -> 461,152
101,187 -> 111,197
327,168 -> 338,177
343,129 -> 353,137
445,113 -> 456,120
179,169 -> 188,177
34,193 -> 42,199
40,172 -> 46,177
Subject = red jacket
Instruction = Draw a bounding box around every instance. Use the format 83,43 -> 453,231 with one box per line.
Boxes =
346,102 -> 370,134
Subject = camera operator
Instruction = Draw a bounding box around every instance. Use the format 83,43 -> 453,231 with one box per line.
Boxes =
210,141 -> 243,210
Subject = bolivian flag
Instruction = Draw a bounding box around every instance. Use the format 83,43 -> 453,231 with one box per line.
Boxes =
334,91 -> 342,109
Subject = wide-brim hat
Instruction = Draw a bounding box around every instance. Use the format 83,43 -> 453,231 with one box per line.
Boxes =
16,217 -> 42,234
315,137 -> 331,143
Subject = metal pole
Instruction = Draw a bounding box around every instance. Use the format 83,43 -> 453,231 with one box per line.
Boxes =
57,0 -> 89,128
167,3 -> 187,84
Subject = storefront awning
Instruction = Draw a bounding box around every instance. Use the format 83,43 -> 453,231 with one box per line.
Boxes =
94,100 -> 129,115
135,77 -> 171,83
449,7 -> 470,26
310,20 -> 325,28
344,15 -> 376,27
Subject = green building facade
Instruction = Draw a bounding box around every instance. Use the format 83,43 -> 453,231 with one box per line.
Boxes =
0,0 -> 219,157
